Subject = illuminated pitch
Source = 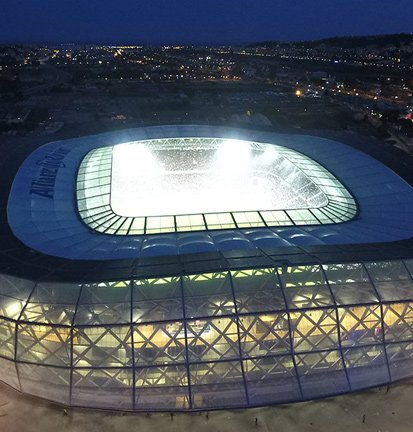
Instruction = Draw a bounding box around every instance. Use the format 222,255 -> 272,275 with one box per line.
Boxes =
76,137 -> 356,235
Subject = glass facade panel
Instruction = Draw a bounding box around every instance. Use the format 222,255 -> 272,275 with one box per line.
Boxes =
0,356 -> 19,389
19,282 -> 81,325
383,302 -> 413,342
16,324 -> 71,366
133,277 -> 183,323
295,350 -> 349,398
278,266 -> 334,309
338,305 -> 382,347
310,208 -> 336,224
183,272 -> 235,318
18,363 -> 70,405
190,361 -> 247,409
0,275 -> 35,319
243,355 -> 301,404
135,365 -> 189,410
290,309 -> 338,352
323,263 -> 379,305
0,318 -> 15,359
386,341 -> 413,381
75,281 -> 131,325
231,268 -> 285,313
75,302 -> 131,325
405,260 -> 413,278
343,345 -> 389,390
133,321 -> 186,366
0,275 -> 34,300
0,295 -> 27,321
71,368 -> 133,409
365,261 -> 413,302
73,326 -> 132,367
186,317 -> 239,362
365,261 -> 412,282
238,313 -> 291,358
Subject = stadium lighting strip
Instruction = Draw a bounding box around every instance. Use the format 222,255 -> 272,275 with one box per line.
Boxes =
76,138 -> 357,235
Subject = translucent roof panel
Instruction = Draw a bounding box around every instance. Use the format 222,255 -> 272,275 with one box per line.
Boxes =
77,138 -> 356,235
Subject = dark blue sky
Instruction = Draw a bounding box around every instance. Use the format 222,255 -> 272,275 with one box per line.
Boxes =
1,0 -> 412,45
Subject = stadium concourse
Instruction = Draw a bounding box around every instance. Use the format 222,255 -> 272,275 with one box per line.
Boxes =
1,125 -> 413,412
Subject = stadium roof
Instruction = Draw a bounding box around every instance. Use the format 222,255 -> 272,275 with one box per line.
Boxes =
6,125 -> 413,267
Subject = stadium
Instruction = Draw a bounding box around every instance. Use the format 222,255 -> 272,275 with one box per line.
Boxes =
1,124 -> 413,411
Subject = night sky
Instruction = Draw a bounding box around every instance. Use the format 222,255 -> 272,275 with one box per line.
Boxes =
1,0 -> 412,45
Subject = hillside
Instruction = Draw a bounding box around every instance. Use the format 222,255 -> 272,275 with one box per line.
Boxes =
249,33 -> 413,49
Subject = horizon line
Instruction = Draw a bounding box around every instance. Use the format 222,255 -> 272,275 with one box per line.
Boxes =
1,32 -> 412,48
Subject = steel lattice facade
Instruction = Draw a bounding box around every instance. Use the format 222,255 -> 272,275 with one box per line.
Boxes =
0,261 -> 413,410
